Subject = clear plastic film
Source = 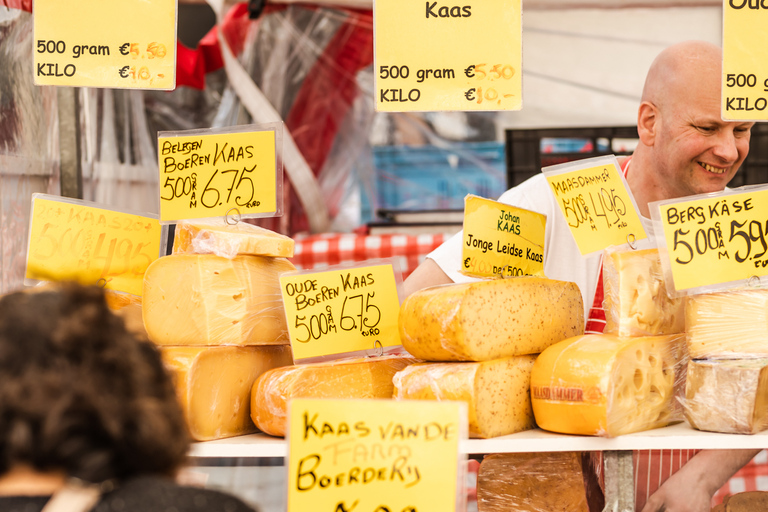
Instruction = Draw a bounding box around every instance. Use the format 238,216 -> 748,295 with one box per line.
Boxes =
161,345 -> 293,441
531,333 -> 688,437
172,218 -> 295,259
142,253 -> 295,346
392,357 -> 536,439
399,277 -> 584,362
103,289 -> 146,339
250,355 -> 416,437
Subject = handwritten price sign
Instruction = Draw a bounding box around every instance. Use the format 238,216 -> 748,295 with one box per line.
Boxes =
544,156 -> 647,256
34,0 -> 175,89
158,126 -> 280,223
280,264 -> 401,361
287,399 -> 465,512
25,194 -> 162,296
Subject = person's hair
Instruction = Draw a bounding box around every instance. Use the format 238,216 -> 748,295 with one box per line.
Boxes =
0,284 -> 190,483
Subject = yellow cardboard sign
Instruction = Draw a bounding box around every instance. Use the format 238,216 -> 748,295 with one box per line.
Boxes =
374,0 -> 521,112
461,195 -> 546,278
654,187 -> 768,292
280,264 -> 401,360
723,1 -> 768,121
287,398 -> 465,512
33,0 -> 176,89
26,195 -> 162,296
158,129 -> 278,222
545,159 -> 647,256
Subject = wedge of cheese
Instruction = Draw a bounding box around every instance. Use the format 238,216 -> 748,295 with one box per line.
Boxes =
684,358 -> 768,434
603,247 -> 685,336
400,277 -> 583,361
251,356 -> 415,437
104,290 -> 147,339
531,334 -> 685,437
172,219 -> 294,258
392,357 -> 536,438
687,289 -> 768,358
143,254 -> 294,346
162,345 -> 293,441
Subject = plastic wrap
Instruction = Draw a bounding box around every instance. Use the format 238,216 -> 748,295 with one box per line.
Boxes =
172,219 -> 295,258
531,333 -> 687,437
603,246 -> 685,336
103,289 -> 146,339
683,358 -> 768,434
250,355 -> 416,437
399,277 -> 584,362
713,491 -> 768,511
686,289 -> 768,359
392,357 -> 536,439
161,345 -> 293,441
142,254 -> 294,346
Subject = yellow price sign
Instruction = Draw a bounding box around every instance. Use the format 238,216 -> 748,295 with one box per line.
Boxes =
544,157 -> 647,256
33,0 -> 176,89
26,194 -> 163,296
723,0 -> 768,121
158,127 -> 279,223
461,195 -> 546,278
287,398 -> 465,512
280,264 -> 402,361
374,0 -> 521,112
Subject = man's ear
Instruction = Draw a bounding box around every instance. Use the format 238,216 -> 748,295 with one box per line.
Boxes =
637,101 -> 658,146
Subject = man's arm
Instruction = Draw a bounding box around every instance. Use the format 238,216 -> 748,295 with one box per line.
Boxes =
402,258 -> 453,297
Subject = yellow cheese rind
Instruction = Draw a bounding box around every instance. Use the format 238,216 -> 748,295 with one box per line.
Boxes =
683,358 -> 768,434
162,345 -> 293,441
531,334 -> 685,437
392,356 -> 536,439
603,247 -> 685,336
686,290 -> 768,358
399,277 -> 584,361
172,219 -> 294,258
142,254 -> 294,346
251,355 -> 416,437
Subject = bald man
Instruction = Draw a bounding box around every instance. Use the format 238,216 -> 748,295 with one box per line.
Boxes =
404,41 -> 758,512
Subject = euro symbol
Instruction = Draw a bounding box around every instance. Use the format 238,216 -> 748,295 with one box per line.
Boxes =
119,43 -> 130,56
464,88 -> 476,101
464,257 -> 471,268
464,65 -> 475,78
118,66 -> 130,78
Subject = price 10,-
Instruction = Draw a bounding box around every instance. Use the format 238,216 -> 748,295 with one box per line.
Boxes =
294,293 -> 381,343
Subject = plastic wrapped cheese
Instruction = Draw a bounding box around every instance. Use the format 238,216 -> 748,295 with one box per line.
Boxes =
683,358 -> 768,434
172,219 -> 294,259
143,254 -> 294,346
162,345 -> 293,441
603,247 -> 685,336
531,334 -> 686,437
686,289 -> 768,358
400,277 -> 584,362
392,356 -> 536,438
251,355 -> 416,437
104,290 -> 146,339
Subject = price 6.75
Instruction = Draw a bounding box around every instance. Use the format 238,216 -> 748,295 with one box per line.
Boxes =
339,292 -> 381,332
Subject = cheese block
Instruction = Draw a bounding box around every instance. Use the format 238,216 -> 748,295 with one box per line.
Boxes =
392,356 -> 536,439
104,290 -> 147,339
687,289 -> 768,358
603,247 -> 685,336
400,277 -> 584,361
531,334 -> 685,437
251,356 -> 415,437
683,358 -> 768,434
162,345 -> 293,441
143,254 -> 294,346
172,219 -> 294,258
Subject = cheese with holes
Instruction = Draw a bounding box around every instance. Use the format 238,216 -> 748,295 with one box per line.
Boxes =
143,254 -> 294,346
603,247 -> 685,336
392,356 -> 536,438
172,219 -> 294,258
400,277 -> 584,362
684,358 -> 768,434
686,289 -> 768,358
531,334 -> 685,437
251,356 -> 415,437
162,345 -> 293,441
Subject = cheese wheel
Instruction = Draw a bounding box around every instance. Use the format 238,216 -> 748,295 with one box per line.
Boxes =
400,277 -> 583,362
531,334 -> 685,437
251,355 -> 415,437
684,358 -> 768,434
162,345 -> 293,441
143,254 -> 294,346
392,357 -> 536,439
172,219 -> 294,258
